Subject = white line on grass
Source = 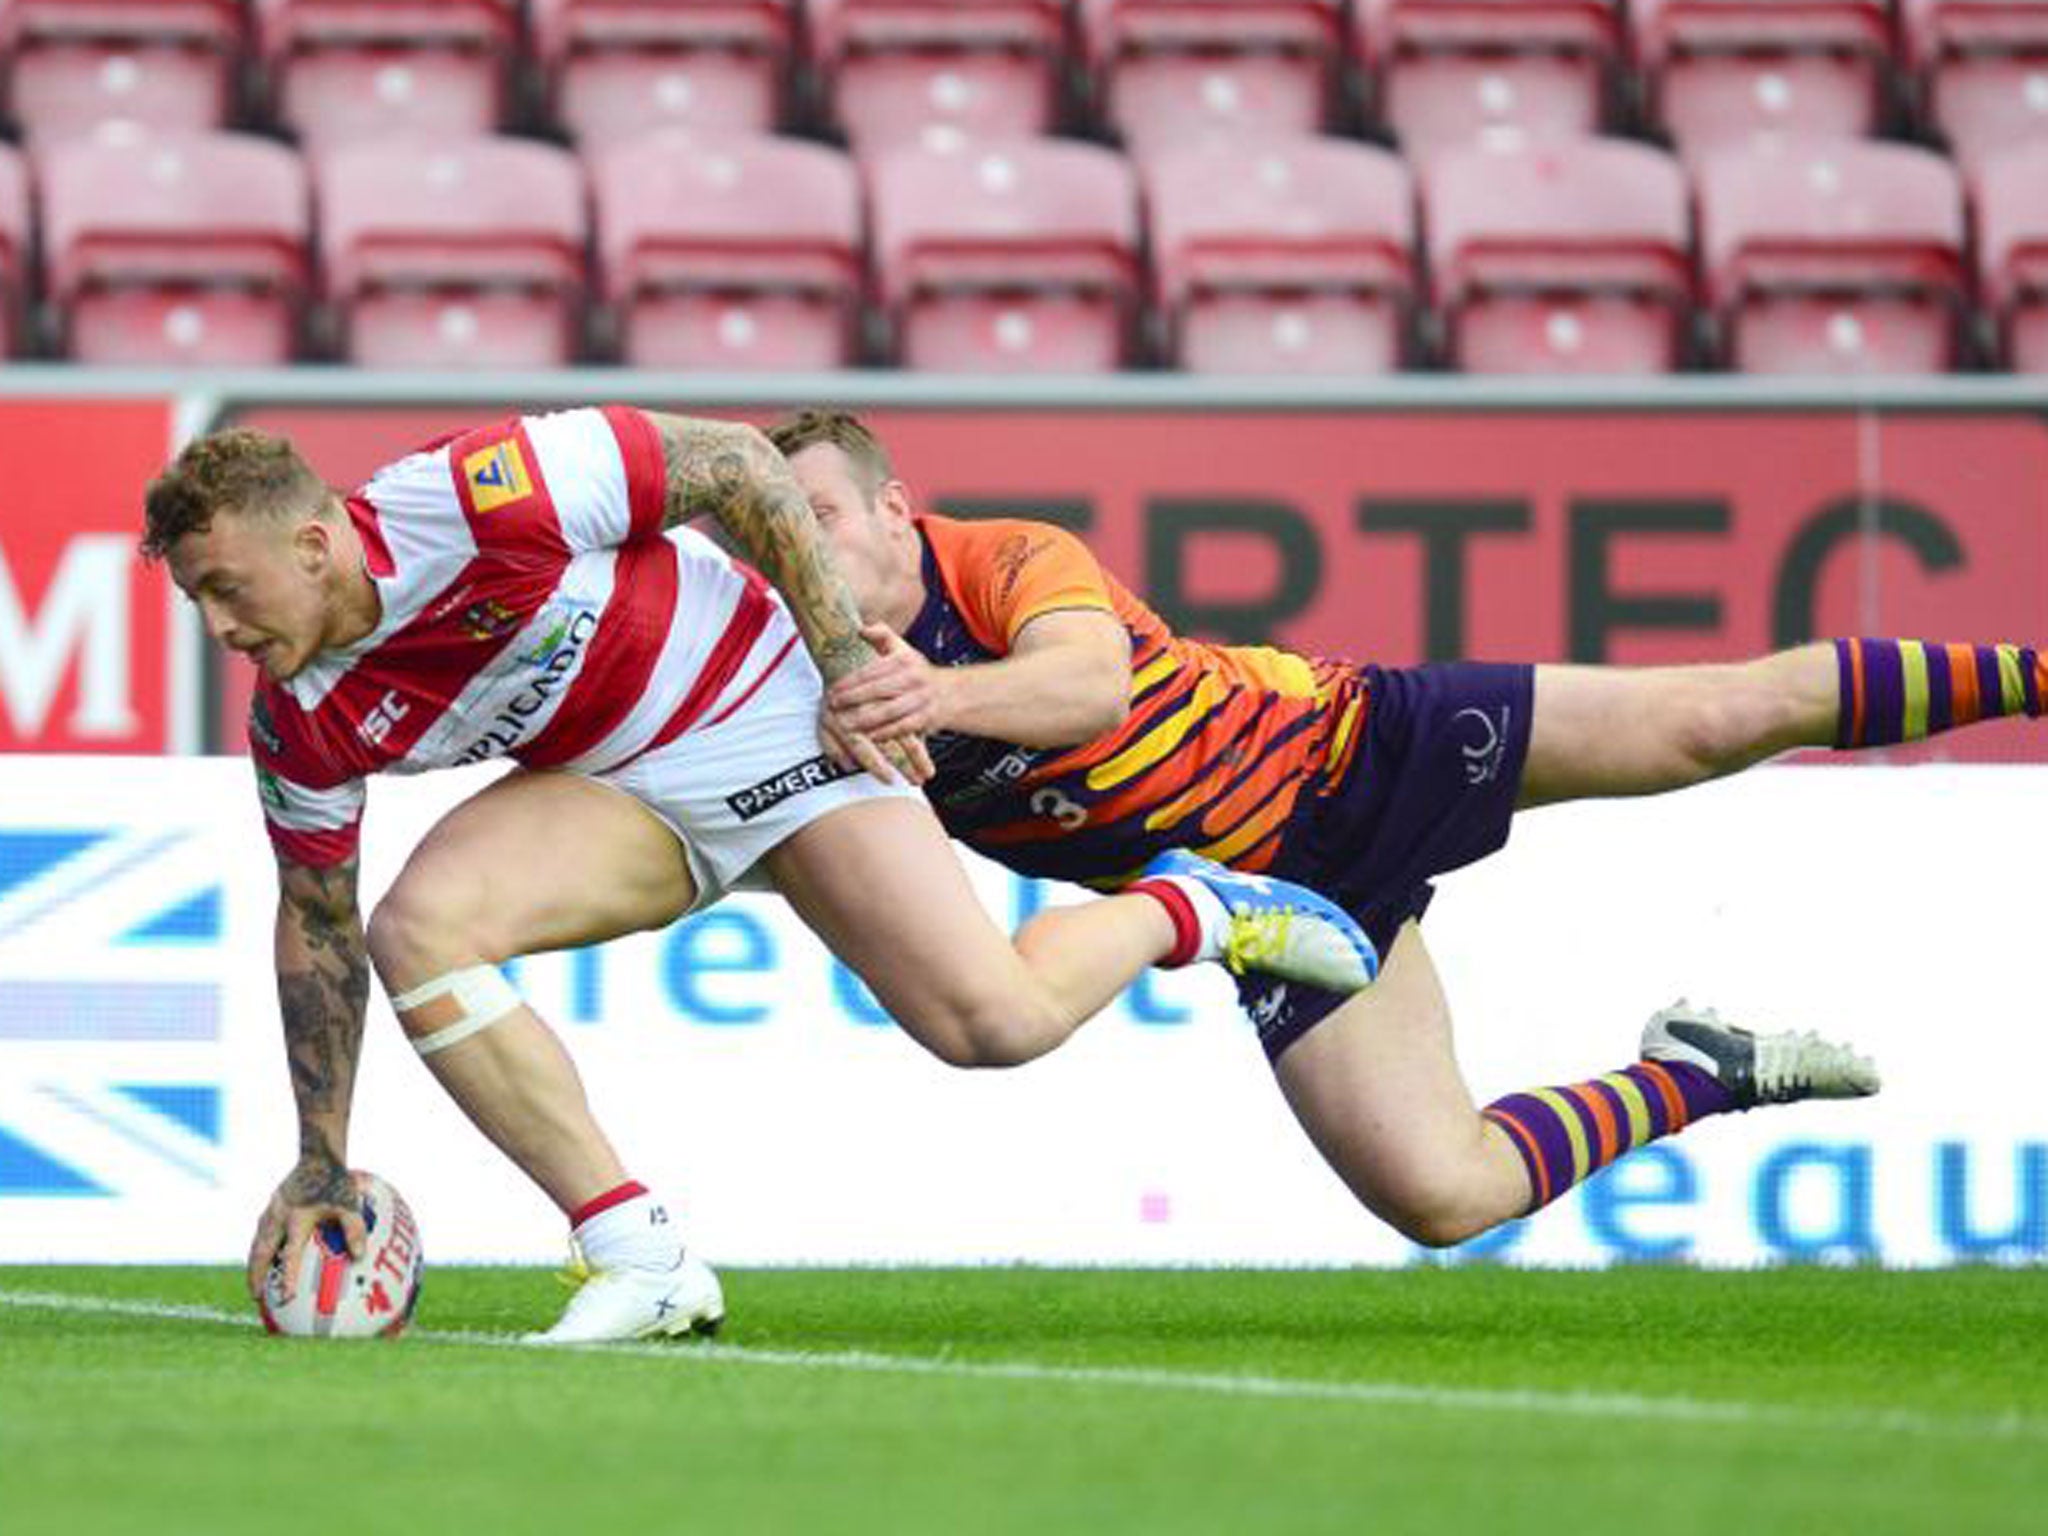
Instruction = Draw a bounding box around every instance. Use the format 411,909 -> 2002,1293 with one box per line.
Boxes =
3,1286 -> 2040,1445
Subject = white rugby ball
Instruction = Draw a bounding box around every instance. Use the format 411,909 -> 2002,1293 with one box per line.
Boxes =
258,1172 -> 423,1338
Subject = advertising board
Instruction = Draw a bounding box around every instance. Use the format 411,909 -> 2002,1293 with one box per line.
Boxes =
0,758 -> 2037,1269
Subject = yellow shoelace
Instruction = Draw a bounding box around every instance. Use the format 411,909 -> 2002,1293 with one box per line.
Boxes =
1221,910 -> 1295,976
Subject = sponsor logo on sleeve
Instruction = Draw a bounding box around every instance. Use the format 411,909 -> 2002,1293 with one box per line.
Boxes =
992,533 -> 1054,604
462,439 -> 534,514
255,766 -> 288,815
248,695 -> 283,757
725,755 -> 857,822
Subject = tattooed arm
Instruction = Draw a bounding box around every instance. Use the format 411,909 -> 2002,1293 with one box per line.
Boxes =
243,855 -> 373,1300
644,411 -> 929,782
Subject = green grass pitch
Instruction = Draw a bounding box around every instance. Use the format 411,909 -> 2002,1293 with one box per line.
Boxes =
2,1265 -> 2043,1536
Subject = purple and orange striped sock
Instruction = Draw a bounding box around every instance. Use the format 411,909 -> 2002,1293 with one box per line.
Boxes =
1835,639 -> 2044,749
1482,1062 -> 1733,1216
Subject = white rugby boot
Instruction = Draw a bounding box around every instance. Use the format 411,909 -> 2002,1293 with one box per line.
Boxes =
1138,849 -> 1380,993
523,1242 -> 725,1345
1641,1000 -> 1880,1109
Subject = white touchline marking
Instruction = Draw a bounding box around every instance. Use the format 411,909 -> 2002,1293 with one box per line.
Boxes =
2,1286 -> 2041,1445
1,1290 -> 246,1327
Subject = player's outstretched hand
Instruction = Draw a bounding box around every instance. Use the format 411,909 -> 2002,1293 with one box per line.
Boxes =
823,624 -> 936,786
821,711 -> 934,786
245,1157 -> 369,1302
828,624 -> 949,741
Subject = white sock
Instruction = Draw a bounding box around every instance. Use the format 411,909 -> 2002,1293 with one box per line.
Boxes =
573,1191 -> 685,1273
1158,873 -> 1232,963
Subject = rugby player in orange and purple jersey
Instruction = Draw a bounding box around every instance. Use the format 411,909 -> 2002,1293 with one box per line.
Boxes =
779,409 -> 2048,1249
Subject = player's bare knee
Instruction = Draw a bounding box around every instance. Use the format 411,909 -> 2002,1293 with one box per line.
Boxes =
1669,669 -> 1786,781
903,995 -> 1058,1069
916,1032 -> 1011,1070
1396,1204 -> 1499,1250
920,1024 -> 1038,1070
365,883 -> 500,994
1374,1175 -> 1503,1249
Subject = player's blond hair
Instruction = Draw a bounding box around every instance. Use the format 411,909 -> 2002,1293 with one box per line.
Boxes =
140,428 -> 329,561
766,410 -> 893,501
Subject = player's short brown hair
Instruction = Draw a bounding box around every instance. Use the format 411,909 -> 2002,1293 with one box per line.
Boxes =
765,410 -> 893,499
140,428 -> 328,561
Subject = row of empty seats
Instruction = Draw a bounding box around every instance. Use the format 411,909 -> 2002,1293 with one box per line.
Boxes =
1,128 -> 2042,374
2,2 -> 2047,165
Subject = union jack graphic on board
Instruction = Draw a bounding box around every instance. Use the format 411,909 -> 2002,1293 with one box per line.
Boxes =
0,826 -> 226,1196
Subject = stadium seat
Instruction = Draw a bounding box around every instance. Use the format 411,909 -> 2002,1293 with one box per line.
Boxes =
1970,140 -> 2048,370
316,135 -> 587,368
0,141 -> 23,354
530,0 -> 797,148
1903,0 -> 2048,169
1353,0 -> 1623,158
1694,137 -> 1968,374
1632,0 -> 1897,156
1141,135 -> 1416,373
589,130 -> 864,369
0,0 -> 245,143
1081,0 -> 1347,157
35,131 -> 308,364
809,0 -> 1069,154
256,0 -> 519,149
867,138 -> 1140,371
1421,137 -> 1693,373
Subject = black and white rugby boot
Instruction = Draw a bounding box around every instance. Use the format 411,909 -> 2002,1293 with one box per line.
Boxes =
1641,1001 -> 1880,1110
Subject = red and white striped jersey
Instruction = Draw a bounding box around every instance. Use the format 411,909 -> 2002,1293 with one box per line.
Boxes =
249,407 -> 799,867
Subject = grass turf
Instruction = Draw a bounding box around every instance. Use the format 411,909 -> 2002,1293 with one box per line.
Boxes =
1,1265 -> 2042,1536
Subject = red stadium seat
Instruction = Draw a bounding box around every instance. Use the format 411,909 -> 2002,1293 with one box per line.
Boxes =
1142,135 -> 1415,373
530,0 -> 796,148
256,0 -> 518,149
867,138 -> 1140,371
809,0 -> 1069,154
1903,0 -> 2048,169
0,141 -> 24,354
1971,140 -> 2048,370
1081,0 -> 1346,157
589,130 -> 864,369
316,135 -> 587,368
36,131 -> 307,364
1633,0 -> 1896,156
1421,137 -> 1692,373
1,1 -> 244,143
1354,0 -> 1622,157
1694,137 -> 1967,374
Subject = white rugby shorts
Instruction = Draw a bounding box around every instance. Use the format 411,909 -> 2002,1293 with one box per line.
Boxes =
591,643 -> 916,910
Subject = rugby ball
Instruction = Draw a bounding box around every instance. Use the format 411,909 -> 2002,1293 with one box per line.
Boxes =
258,1172 -> 423,1338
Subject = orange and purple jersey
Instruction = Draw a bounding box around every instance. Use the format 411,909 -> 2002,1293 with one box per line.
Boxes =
904,513 -> 1543,1063
903,515 -> 1369,887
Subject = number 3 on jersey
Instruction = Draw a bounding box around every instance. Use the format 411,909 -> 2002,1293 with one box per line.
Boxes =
1030,787 -> 1087,830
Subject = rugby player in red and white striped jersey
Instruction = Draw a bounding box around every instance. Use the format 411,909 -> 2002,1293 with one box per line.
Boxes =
141,404 -> 1379,1342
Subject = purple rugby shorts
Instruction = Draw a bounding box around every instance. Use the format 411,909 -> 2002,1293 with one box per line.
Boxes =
1237,661 -> 1535,1062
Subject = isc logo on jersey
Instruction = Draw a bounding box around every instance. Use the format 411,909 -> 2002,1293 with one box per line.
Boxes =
462,439 -> 533,513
